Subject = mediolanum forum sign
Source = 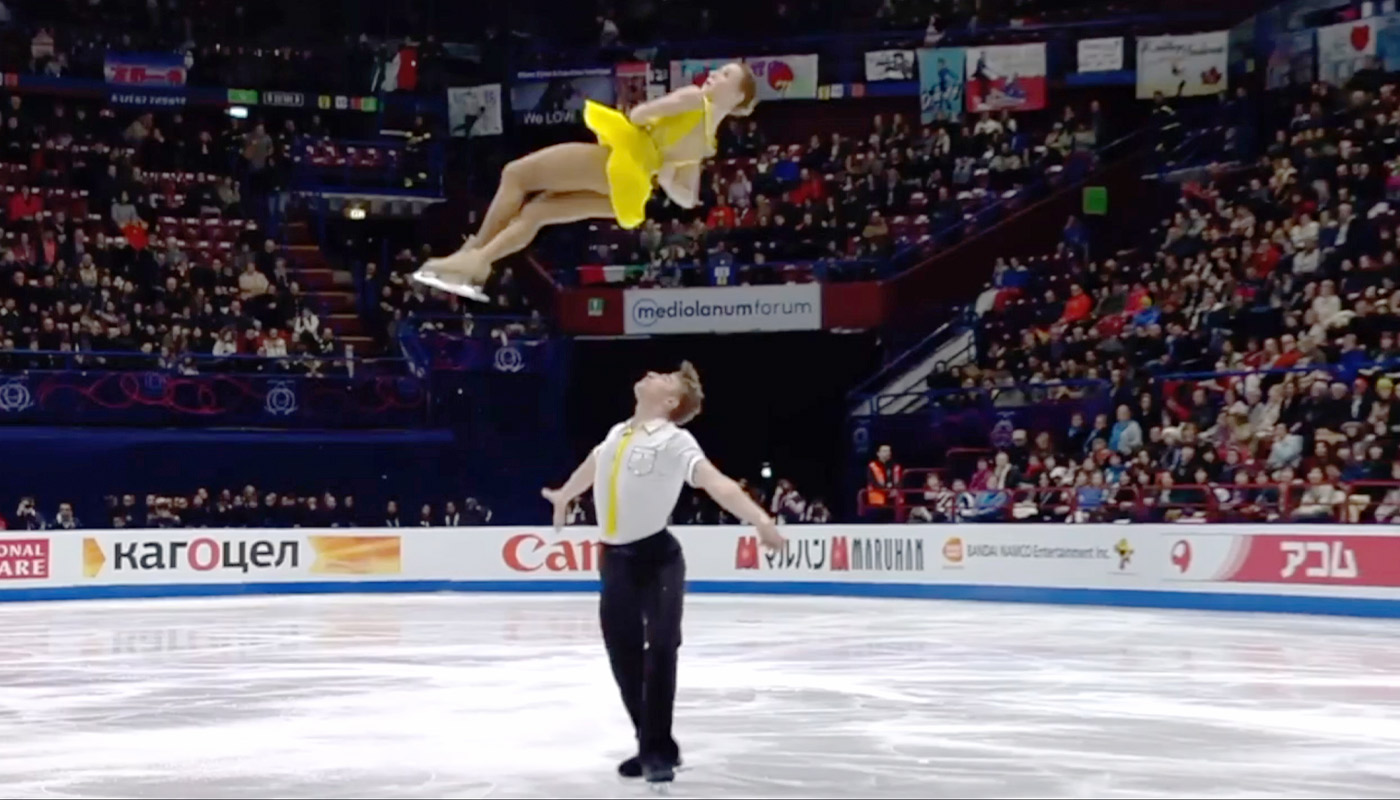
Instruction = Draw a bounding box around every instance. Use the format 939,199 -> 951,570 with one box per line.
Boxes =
622,285 -> 822,335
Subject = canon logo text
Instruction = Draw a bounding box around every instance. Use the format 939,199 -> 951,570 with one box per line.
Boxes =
503,534 -> 601,572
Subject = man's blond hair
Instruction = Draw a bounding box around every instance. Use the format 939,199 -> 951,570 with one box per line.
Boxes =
670,361 -> 704,425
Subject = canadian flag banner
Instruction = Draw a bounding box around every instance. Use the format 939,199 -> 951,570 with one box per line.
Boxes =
1135,32 -> 1228,99
1317,19 -> 1378,85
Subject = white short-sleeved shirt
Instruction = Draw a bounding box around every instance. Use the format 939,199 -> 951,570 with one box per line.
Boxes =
592,418 -> 706,544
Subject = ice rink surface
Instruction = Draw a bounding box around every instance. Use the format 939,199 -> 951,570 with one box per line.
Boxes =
1,593 -> 1399,799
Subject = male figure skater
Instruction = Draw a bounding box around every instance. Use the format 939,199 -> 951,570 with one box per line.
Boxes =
541,362 -> 785,784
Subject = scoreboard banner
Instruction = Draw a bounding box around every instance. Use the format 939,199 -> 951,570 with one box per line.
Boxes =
104,52 -> 187,87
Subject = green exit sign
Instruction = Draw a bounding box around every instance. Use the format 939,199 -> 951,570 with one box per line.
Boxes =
1083,186 -> 1108,216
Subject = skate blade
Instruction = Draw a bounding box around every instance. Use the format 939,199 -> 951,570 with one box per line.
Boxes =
411,269 -> 491,303
645,764 -> 685,791
619,764 -> 687,789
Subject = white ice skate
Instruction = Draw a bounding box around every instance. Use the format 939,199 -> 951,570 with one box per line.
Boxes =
412,234 -> 490,303
410,267 -> 491,303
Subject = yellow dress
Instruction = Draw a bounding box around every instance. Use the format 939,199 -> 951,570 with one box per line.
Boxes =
583,97 -> 712,230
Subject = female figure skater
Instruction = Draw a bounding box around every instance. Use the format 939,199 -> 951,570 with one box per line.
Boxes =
413,62 -> 758,300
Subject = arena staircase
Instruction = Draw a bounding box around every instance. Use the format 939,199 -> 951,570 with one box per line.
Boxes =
281,220 -> 374,356
848,127 -> 1154,420
849,323 -> 976,417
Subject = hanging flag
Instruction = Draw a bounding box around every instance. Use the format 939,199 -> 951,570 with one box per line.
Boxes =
375,46 -> 419,93
917,47 -> 964,123
614,62 -> 649,112
865,49 -> 916,81
964,43 -> 1046,113
1317,19 -> 1377,84
1136,32 -> 1229,98
1076,37 -> 1124,73
447,84 -> 503,137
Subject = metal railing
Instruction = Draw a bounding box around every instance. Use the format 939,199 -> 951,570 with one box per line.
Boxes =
844,126 -> 1152,406
564,148 -> 1107,291
0,348 -> 408,376
854,378 -> 1112,417
858,481 -> 1400,524
291,137 -> 445,197
395,313 -> 554,377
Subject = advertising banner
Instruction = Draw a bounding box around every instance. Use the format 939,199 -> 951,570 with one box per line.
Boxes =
447,84 -> 504,137
0,538 -> 50,581
964,43 -> 1047,113
225,89 -> 380,112
1164,533 -> 1400,588
73,532 -> 404,585
1076,37 -> 1124,72
1266,29 -> 1316,89
416,333 -> 551,374
1136,32 -> 1229,98
621,285 -> 822,334
0,371 -> 423,428
917,47 -> 964,123
262,90 -> 307,108
932,528 -> 1141,581
510,68 -> 615,126
669,55 -> 818,101
647,65 -> 669,100
7,526 -> 1400,617
613,62 -> 649,112
1380,14 -> 1400,72
865,49 -> 916,81
1317,19 -> 1378,85
108,89 -> 187,108
315,94 -> 379,113
104,52 -> 187,87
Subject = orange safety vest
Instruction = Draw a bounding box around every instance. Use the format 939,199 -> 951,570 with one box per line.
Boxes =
867,460 -> 903,506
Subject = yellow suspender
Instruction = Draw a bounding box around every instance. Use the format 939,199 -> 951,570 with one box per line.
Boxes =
604,427 -> 636,538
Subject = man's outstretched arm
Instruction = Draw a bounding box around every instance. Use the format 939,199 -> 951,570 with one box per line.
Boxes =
541,450 -> 598,530
691,459 -> 785,550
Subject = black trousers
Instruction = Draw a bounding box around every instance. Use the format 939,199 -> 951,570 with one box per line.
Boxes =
599,528 -> 685,765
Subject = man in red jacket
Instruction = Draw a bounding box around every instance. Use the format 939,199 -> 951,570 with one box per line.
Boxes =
866,443 -> 904,521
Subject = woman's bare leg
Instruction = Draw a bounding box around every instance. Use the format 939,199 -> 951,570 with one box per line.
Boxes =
474,191 -> 615,270
473,142 -> 612,249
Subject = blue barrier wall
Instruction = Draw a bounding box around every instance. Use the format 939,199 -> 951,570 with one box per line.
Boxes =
0,426 -> 558,526
5,579 -> 1400,619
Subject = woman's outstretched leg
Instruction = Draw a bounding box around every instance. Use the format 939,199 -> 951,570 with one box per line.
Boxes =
414,191 -> 615,299
477,143 -> 610,244
477,191 -> 616,279
424,141 -> 613,280
476,191 -> 615,267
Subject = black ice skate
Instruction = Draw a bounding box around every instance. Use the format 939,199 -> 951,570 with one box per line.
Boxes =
642,756 -> 676,784
617,754 -> 682,779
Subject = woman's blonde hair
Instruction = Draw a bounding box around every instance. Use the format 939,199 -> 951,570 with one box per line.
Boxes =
731,62 -> 759,117
669,361 -> 705,425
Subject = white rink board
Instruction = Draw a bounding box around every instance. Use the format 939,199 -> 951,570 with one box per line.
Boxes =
3,525 -> 1400,616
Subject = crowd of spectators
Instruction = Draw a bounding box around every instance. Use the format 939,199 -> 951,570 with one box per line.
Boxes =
561,104 -> 1102,287
366,243 -> 543,350
872,77 -> 1400,524
565,471 -> 833,526
0,490 -> 495,530
3,473 -> 837,530
0,95 -> 367,371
